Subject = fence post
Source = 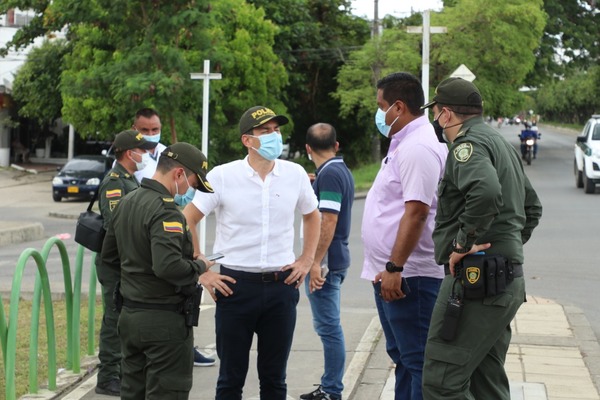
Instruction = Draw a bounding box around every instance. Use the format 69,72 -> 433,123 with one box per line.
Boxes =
4,249 -> 57,400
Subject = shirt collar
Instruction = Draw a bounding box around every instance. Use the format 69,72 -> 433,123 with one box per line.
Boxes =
243,156 -> 281,177
389,115 -> 430,153
315,156 -> 343,176
455,116 -> 485,139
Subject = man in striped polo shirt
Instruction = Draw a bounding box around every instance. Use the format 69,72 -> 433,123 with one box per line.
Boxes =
301,123 -> 355,400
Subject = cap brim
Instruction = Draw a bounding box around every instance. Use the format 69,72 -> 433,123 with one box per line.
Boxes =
137,141 -> 159,150
195,174 -> 213,193
248,115 -> 289,132
420,100 -> 437,110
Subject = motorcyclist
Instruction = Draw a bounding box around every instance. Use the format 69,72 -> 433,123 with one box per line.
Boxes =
519,123 -> 540,159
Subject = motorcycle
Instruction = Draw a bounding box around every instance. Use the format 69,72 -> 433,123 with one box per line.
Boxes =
519,127 -> 540,165
523,136 -> 536,165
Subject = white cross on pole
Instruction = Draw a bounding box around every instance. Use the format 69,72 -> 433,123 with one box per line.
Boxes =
190,60 -> 222,254
407,10 -> 447,114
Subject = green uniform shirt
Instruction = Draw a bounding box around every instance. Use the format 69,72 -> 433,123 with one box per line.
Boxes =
433,116 -> 542,265
98,162 -> 140,230
100,178 -> 206,304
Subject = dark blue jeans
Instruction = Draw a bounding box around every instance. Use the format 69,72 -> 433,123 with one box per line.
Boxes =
304,269 -> 348,397
373,276 -> 442,400
215,273 -> 299,400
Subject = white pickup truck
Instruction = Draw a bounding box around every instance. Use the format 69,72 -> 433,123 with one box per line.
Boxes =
574,114 -> 600,194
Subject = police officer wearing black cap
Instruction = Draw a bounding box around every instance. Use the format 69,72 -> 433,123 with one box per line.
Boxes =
95,130 -> 156,396
101,142 -> 218,400
420,78 -> 543,399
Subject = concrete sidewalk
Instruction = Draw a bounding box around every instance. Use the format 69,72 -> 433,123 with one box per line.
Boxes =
20,295 -> 598,400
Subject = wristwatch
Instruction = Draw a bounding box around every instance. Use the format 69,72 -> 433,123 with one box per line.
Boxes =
385,261 -> 404,273
452,238 -> 470,254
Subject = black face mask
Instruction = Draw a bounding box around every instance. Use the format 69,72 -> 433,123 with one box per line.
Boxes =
432,119 -> 447,143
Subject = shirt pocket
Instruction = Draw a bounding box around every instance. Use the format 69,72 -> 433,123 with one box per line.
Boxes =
436,181 -> 448,218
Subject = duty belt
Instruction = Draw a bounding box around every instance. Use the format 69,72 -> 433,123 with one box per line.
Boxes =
221,266 -> 291,283
444,261 -> 523,278
122,298 -> 183,313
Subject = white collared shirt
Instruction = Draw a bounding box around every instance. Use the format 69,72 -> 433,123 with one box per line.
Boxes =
192,157 -> 318,271
134,142 -> 167,182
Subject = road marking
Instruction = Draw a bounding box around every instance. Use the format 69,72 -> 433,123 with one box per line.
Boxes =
342,315 -> 383,398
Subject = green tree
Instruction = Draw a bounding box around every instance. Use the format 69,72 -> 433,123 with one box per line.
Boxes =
3,0 -> 289,164
431,0 -> 546,117
12,39 -> 69,128
535,66 -> 600,124
248,0 -> 370,161
526,0 -> 600,86
334,28 -> 422,164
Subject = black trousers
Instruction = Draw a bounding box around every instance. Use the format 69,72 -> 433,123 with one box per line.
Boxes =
215,267 -> 299,400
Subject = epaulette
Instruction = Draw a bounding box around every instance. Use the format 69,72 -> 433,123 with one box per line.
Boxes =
109,172 -> 120,180
162,197 -> 177,208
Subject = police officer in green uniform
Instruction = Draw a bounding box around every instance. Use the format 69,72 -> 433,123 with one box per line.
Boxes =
100,142 -> 215,400
95,130 -> 156,396
421,78 -> 543,400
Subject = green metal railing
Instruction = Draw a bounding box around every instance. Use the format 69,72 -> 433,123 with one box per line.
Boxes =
0,239 -> 99,400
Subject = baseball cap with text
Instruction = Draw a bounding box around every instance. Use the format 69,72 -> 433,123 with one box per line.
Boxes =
421,77 -> 483,110
238,106 -> 289,135
161,143 -> 213,193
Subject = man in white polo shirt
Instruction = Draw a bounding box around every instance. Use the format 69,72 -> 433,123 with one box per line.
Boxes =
183,105 -> 320,400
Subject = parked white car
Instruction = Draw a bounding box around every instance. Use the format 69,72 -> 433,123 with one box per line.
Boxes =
574,115 -> 600,194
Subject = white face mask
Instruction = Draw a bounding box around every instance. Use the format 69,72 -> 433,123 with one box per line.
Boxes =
131,151 -> 150,171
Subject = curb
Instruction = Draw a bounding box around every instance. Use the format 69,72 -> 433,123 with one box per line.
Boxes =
0,222 -> 45,247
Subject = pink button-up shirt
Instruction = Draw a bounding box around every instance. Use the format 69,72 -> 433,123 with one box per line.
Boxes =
361,116 -> 448,281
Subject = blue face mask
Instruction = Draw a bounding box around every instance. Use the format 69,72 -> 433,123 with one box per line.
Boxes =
375,105 -> 399,138
142,133 -> 161,144
250,132 -> 283,160
174,171 -> 195,207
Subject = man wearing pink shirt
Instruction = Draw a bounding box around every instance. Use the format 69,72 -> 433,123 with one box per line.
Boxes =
361,72 -> 448,400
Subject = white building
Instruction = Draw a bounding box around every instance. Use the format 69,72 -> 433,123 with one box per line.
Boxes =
0,9 -> 67,167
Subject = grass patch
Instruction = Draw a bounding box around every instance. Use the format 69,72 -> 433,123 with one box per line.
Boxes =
352,162 -> 379,192
541,120 -> 584,132
0,298 -> 102,400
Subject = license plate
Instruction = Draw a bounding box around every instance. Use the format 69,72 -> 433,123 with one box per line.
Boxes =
67,186 -> 79,193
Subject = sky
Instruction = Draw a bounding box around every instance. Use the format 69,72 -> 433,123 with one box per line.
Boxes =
350,0 -> 443,20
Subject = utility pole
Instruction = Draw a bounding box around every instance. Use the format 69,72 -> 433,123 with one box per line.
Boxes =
371,0 -> 381,162
407,10 -> 447,114
190,60 -> 222,254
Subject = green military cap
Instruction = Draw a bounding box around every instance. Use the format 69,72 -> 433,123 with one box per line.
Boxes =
239,106 -> 289,135
161,142 -> 213,193
421,77 -> 483,109
113,130 -> 157,152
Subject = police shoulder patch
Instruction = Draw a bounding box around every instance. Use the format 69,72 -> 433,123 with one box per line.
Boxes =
109,200 -> 119,211
453,143 -> 473,162
163,221 -> 183,234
